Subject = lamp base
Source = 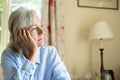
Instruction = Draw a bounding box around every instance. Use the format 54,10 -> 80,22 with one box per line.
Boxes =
99,48 -> 104,80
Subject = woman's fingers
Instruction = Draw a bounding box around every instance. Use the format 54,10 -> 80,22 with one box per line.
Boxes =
26,29 -> 37,48
17,29 -> 27,47
26,29 -> 34,41
23,29 -> 28,40
17,28 -> 29,41
19,29 -> 24,41
17,28 -> 37,48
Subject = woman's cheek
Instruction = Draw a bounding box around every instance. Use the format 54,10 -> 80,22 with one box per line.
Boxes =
30,32 -> 37,41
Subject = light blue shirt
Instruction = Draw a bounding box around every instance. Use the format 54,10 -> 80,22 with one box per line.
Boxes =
1,46 -> 71,80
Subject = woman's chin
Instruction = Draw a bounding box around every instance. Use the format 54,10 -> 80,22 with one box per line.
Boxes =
37,42 -> 45,47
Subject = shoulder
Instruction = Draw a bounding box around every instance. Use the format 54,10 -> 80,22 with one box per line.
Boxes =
40,46 -> 57,54
40,46 -> 57,50
40,46 -> 62,66
1,48 -> 16,60
39,46 -> 59,59
2,48 -> 15,56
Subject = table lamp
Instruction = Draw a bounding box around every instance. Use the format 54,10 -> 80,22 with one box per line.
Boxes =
88,21 -> 114,80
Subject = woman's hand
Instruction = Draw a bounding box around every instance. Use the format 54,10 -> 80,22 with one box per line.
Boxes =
17,28 -> 38,63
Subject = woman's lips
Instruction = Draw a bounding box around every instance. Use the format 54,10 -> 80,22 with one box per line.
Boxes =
38,37 -> 44,41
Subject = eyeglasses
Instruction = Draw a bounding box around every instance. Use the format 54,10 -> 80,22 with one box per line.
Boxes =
28,24 -> 43,34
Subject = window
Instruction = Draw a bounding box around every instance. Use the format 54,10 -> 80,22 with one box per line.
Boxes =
0,0 -> 2,54
0,11 -> 2,52
11,0 -> 42,11
0,0 -> 42,56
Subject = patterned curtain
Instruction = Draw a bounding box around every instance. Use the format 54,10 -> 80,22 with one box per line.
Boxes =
42,0 -> 64,58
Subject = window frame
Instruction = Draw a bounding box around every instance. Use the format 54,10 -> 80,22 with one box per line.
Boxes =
0,0 -> 11,55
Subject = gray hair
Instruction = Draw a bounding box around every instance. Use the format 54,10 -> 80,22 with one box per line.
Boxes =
8,5 -> 41,53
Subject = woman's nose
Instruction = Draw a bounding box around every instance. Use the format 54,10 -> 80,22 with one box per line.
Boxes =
38,27 -> 44,35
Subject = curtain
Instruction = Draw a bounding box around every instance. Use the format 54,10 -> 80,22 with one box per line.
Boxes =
0,0 -> 10,54
43,0 -> 64,58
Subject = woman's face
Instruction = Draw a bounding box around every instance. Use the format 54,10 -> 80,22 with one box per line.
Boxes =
28,17 -> 44,47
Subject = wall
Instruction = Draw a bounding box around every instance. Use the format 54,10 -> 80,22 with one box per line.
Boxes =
63,0 -> 120,79
0,65 -> 3,80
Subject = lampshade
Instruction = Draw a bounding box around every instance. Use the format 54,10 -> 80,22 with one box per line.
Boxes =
89,21 -> 114,40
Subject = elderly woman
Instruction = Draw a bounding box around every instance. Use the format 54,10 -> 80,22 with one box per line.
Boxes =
1,5 -> 71,80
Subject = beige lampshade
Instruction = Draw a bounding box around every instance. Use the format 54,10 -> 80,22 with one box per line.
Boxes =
89,21 -> 114,41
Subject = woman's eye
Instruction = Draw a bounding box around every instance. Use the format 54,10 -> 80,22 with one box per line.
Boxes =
31,27 -> 37,32
41,24 -> 43,27
30,25 -> 37,30
29,24 -> 43,32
